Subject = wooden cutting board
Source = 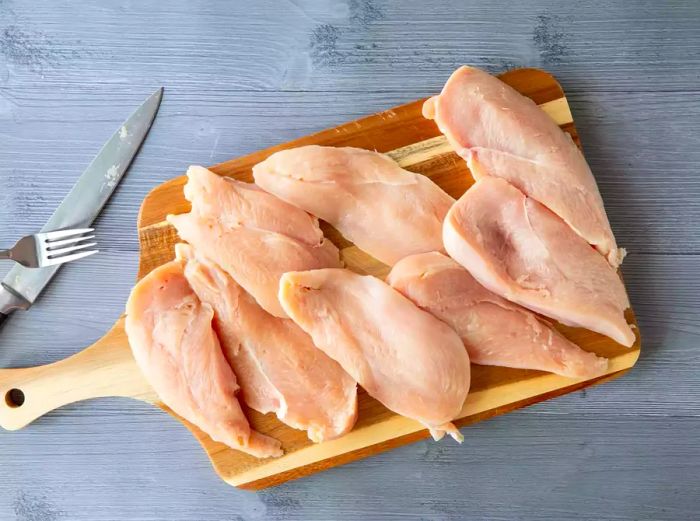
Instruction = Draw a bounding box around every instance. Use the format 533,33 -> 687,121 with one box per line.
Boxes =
0,68 -> 641,490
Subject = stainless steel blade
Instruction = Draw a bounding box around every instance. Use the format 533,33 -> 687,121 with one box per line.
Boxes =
0,88 -> 163,310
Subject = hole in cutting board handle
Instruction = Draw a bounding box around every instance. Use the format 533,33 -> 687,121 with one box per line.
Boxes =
5,388 -> 25,408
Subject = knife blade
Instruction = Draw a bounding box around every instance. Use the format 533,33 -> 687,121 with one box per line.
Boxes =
0,88 -> 163,326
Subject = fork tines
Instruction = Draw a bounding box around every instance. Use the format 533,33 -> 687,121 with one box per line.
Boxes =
40,228 -> 98,266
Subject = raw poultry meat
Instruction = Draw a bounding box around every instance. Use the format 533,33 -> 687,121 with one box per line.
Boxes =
443,177 -> 635,347
253,145 -> 455,265
387,252 -> 609,378
167,166 -> 341,318
176,243 -> 357,442
124,259 -> 282,458
424,66 -> 625,267
184,165 -> 324,245
278,268 -> 470,441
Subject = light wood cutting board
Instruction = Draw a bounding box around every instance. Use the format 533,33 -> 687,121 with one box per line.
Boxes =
0,68 -> 641,490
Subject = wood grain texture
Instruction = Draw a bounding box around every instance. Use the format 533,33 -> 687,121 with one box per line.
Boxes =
0,0 -> 697,518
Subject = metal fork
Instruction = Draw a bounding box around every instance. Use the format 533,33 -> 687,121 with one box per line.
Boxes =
0,228 -> 97,268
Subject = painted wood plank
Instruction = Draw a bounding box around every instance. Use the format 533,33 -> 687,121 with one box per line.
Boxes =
1,0 -> 699,93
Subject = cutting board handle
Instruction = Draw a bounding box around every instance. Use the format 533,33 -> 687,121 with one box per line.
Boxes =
0,317 -> 154,430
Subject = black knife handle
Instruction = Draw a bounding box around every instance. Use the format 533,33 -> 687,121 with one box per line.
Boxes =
0,311 -> 11,331
0,284 -> 29,330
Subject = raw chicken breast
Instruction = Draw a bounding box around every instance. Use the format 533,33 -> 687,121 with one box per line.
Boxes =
424,66 -> 625,267
387,252 -> 609,378
167,166 -> 341,318
176,244 -> 357,442
184,165 -> 324,246
253,145 -> 455,265
278,268 -> 470,441
443,177 -> 635,347
125,260 -> 282,458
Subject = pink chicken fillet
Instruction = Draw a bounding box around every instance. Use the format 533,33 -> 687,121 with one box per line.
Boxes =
167,166 -> 340,318
176,243 -> 357,443
443,177 -> 634,347
388,252 -> 609,378
253,145 -> 455,266
424,66 -> 625,267
279,268 -> 471,442
125,259 -> 282,458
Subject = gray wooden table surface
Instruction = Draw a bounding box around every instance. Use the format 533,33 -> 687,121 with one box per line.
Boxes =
1,1 -> 698,519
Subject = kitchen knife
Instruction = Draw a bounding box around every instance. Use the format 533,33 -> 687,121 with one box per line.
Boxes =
0,88 -> 163,328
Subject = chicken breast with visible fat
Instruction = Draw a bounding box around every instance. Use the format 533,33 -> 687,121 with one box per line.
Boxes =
424,66 -> 625,267
278,268 -> 470,441
253,145 -> 455,266
388,252 -> 609,378
125,260 -> 282,458
167,166 -> 340,318
443,177 -> 635,347
176,244 -> 358,442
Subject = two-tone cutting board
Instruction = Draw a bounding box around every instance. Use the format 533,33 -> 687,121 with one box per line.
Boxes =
0,68 -> 641,490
